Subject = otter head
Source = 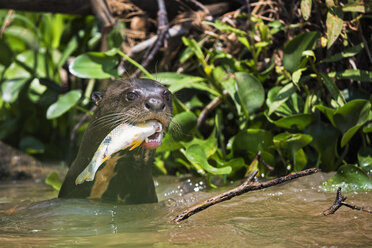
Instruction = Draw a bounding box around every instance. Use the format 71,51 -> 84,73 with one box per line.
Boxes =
91,78 -> 172,150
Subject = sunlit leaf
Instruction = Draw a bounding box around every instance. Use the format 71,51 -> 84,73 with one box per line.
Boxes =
267,84 -> 296,115
46,90 -> 82,119
1,78 -> 29,103
155,72 -> 220,96
185,144 -> 232,175
358,146 -> 372,173
45,172 -> 62,191
322,164 -> 372,192
319,43 -> 363,63
273,113 -> 316,130
235,72 -> 265,117
301,0 -> 312,20
328,69 -> 372,82
69,52 -> 119,79
283,31 -> 321,73
0,39 -> 14,67
326,7 -> 344,49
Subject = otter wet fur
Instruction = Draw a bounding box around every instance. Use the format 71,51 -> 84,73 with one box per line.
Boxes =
58,79 -> 172,204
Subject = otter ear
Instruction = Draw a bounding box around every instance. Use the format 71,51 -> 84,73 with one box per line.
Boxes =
91,91 -> 103,105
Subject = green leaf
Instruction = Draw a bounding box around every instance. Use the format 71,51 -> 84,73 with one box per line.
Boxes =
273,132 -> 312,171
304,120 -> 340,171
1,78 -> 29,103
235,72 -> 265,117
342,1 -> 367,12
46,90 -> 82,119
273,113 -> 316,130
283,31 -> 321,73
154,72 -> 220,96
333,99 -> 370,133
19,136 -> 44,154
319,72 -> 346,105
27,78 -> 47,103
185,144 -> 232,175
314,104 -> 336,126
267,84 -> 297,115
0,39 -> 14,67
301,0 -> 312,20
326,7 -> 344,49
328,69 -> 372,82
45,172 -> 62,191
182,128 -> 217,158
168,111 -> 197,141
69,52 -> 119,79
107,24 -> 124,49
358,146 -> 372,173
319,43 -> 364,63
232,129 -> 274,165
203,20 -> 246,36
3,26 -> 39,50
322,164 -> 372,192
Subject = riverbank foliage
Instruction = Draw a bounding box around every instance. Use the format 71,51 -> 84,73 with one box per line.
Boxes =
0,1 -> 371,188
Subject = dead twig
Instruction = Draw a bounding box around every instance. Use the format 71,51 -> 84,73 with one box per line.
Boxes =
132,0 -> 169,78
323,187 -> 372,216
173,168 -> 319,223
197,90 -> 229,130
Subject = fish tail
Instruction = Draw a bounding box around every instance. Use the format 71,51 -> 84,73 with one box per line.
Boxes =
75,171 -> 91,185
129,139 -> 143,151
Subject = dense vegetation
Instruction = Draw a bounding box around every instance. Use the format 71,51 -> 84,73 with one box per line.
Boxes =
0,1 -> 371,190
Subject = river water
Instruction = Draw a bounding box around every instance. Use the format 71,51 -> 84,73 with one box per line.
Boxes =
0,173 -> 371,247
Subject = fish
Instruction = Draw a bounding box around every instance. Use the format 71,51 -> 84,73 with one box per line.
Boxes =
75,120 -> 162,185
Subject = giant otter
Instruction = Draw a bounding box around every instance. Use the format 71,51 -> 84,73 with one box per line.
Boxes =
58,79 -> 172,204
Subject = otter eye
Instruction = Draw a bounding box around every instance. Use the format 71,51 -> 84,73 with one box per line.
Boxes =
126,92 -> 138,101
163,90 -> 171,102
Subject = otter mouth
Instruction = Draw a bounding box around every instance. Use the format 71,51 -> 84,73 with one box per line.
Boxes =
140,119 -> 164,149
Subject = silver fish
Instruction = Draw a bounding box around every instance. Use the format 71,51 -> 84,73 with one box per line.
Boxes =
75,120 -> 162,185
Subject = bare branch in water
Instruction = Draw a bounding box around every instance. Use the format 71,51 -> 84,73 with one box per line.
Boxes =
323,187 -> 372,216
173,168 -> 320,223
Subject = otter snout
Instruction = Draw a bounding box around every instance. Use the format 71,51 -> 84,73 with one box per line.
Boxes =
144,97 -> 166,112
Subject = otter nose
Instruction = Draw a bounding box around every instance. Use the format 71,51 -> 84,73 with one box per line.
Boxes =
144,97 -> 166,112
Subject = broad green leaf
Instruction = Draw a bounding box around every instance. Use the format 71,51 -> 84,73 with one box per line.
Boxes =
326,7 -> 344,49
46,90 -> 82,119
322,164 -> 372,192
167,111 -> 197,141
3,26 -> 39,50
273,132 -> 312,171
273,113 -> 316,130
235,72 -> 265,117
301,0 -> 312,20
295,148 -> 307,171
155,72 -> 220,96
1,78 -> 29,103
319,43 -> 363,63
69,52 -> 119,79
283,31 -> 321,73
0,39 -> 14,67
185,144 -> 232,175
27,78 -> 47,103
222,77 -> 241,115
19,136 -> 44,154
319,72 -> 345,105
107,24 -> 124,49
358,146 -> 372,173
315,104 -> 336,126
232,129 -> 274,165
182,128 -> 217,158
333,99 -> 370,133
305,120 -> 340,171
181,37 -> 207,67
45,172 -> 62,191
267,84 -> 297,115
328,69 -> 372,82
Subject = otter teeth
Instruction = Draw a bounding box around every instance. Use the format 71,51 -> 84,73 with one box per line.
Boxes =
145,137 -> 149,143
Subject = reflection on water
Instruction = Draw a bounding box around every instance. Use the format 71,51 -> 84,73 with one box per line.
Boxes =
0,173 -> 371,247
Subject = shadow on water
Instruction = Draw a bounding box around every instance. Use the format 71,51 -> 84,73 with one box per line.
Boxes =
0,173 -> 371,247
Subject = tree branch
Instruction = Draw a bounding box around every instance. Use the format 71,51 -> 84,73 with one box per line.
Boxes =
323,187 -> 372,216
173,168 -> 319,223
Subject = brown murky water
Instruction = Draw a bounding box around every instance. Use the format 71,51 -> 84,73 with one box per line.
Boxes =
0,173 -> 371,247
